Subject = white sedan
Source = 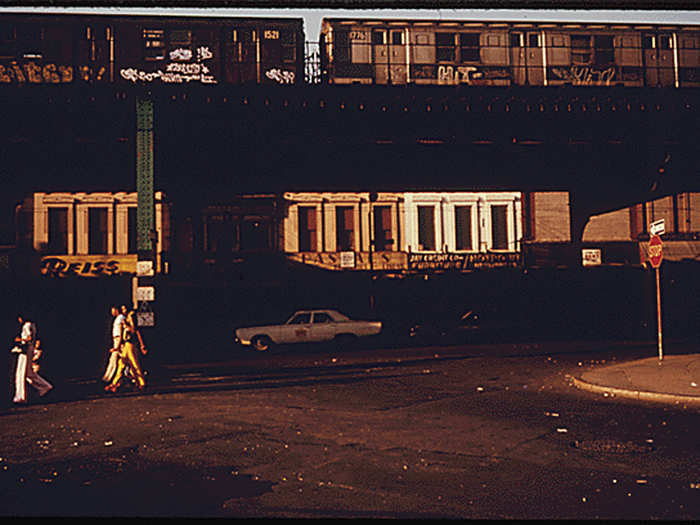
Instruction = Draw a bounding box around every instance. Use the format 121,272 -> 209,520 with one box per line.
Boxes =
234,309 -> 383,351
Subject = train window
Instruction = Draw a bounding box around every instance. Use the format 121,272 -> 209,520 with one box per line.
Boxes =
642,35 -> 655,49
372,30 -> 386,45
594,35 -> 614,66
571,34 -> 590,49
17,24 -> 43,58
510,32 -> 524,48
0,24 -> 16,58
233,28 -> 253,43
571,34 -> 592,64
436,32 -> 456,61
143,29 -> 165,61
658,35 -> 673,49
169,29 -> 192,46
594,35 -> 614,49
391,30 -> 403,45
459,33 -> 480,62
682,38 -> 698,49
528,33 -> 540,48
551,35 -> 566,47
280,30 -> 296,62
333,30 -> 350,62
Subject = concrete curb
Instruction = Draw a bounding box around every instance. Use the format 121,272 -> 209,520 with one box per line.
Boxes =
570,375 -> 700,407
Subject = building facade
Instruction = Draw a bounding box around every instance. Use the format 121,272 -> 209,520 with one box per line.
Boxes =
16,191 -> 170,277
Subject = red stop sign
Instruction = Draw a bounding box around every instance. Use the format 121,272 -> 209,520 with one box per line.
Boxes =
648,234 -> 663,268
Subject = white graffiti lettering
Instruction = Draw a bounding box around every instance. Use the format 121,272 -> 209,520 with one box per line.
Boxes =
169,48 -> 193,61
437,65 -> 479,85
120,46 -> 217,84
551,65 -> 616,86
197,46 -> 213,61
265,68 -> 295,84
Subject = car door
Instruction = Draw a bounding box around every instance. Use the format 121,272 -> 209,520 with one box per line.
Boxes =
282,312 -> 312,343
643,32 -> 676,87
309,312 -> 337,342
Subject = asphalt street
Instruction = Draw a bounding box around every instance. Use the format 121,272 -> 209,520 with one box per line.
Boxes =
1,339 -> 699,518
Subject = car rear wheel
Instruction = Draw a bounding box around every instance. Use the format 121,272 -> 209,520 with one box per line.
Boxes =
251,335 -> 273,352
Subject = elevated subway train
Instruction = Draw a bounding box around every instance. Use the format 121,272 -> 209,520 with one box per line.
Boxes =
0,12 -> 699,88
0,13 -> 305,85
320,18 -> 700,88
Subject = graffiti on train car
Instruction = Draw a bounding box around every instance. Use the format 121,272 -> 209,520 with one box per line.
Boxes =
408,252 -> 522,270
265,68 -> 296,84
120,46 -> 217,84
550,65 -> 616,86
40,255 -> 137,278
0,61 -> 74,83
436,65 -> 511,85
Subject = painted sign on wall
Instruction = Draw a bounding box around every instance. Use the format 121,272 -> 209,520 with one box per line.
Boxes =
40,255 -> 137,278
408,252 -> 522,270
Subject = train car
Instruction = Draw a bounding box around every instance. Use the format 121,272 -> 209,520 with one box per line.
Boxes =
320,18 -> 700,88
0,13 -> 304,86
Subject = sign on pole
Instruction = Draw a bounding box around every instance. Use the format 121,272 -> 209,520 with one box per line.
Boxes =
649,219 -> 665,237
648,234 -> 663,269
647,234 -> 664,361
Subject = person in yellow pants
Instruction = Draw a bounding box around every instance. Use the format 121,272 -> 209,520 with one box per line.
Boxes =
105,310 -> 147,392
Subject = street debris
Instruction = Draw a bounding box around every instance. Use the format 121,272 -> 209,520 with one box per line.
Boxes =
691,382 -> 698,388
104,441 -> 113,447
544,411 -> 560,417
556,428 -> 568,433
476,386 -> 484,392
636,479 -> 648,484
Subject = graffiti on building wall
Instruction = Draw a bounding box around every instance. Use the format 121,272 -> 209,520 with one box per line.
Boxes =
550,65 -> 616,86
265,68 -> 295,84
0,61 -> 74,83
40,255 -> 137,278
408,252 -> 522,270
120,46 -> 217,84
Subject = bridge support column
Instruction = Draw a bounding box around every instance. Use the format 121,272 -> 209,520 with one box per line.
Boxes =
135,97 -> 156,329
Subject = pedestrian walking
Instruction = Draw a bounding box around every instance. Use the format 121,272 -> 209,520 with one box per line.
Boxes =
12,314 -> 52,404
102,305 -> 125,384
105,310 -> 146,392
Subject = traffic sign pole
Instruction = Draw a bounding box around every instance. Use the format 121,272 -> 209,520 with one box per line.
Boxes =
647,233 -> 664,361
655,266 -> 663,361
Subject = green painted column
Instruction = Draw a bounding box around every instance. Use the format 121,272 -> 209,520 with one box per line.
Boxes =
136,97 -> 155,328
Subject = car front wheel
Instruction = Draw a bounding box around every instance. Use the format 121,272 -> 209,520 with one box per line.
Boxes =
251,335 -> 273,352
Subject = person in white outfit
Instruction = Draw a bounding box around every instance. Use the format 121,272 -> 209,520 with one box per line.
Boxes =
12,314 -> 53,404
102,306 -> 125,383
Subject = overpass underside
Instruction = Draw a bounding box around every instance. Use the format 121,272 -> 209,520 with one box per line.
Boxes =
0,84 -> 698,241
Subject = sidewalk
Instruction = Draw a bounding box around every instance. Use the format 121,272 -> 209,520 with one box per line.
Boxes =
571,353 -> 700,406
